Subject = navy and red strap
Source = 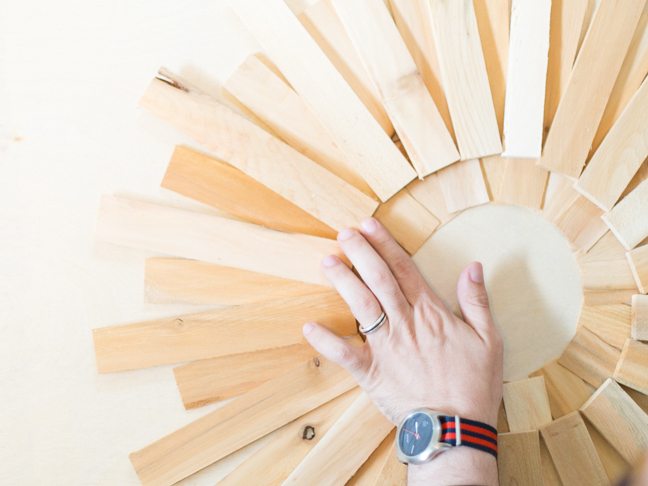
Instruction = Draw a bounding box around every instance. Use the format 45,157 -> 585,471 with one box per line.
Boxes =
438,415 -> 498,458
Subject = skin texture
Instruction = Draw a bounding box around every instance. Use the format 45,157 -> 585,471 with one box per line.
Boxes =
302,217 -> 503,486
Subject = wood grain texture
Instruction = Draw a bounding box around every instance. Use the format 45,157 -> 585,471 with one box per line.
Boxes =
614,338 -> 648,395
558,327 -> 621,388
346,429 -> 397,486
498,400 -> 510,433
498,431 -> 543,486
498,159 -> 549,210
140,78 -> 378,230
578,304 -> 633,350
503,377 -> 553,432
539,436 -> 563,486
530,360 -> 595,419
555,195 -> 608,252
602,178 -> 648,250
436,159 -> 490,213
407,174 -> 460,225
581,378 -> 648,465
228,0 -> 416,201
628,244 -> 648,294
632,294 -> 648,340
542,173 -> 581,225
95,196 -> 347,286
372,444 -> 407,486
129,354 -> 359,486
540,411 -> 609,486
584,418 -> 631,484
537,0 -> 646,179
93,293 -> 356,373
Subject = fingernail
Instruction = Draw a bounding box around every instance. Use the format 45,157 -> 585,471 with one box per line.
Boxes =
338,228 -> 355,241
360,218 -> 378,234
322,255 -> 339,267
469,263 -> 484,283
303,322 -> 315,335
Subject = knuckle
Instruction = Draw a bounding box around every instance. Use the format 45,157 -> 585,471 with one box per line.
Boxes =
356,295 -> 379,316
466,290 -> 491,309
370,268 -> 392,288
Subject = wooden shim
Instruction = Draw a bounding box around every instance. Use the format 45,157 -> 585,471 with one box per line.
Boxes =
498,159 -> 549,210
503,377 -> 553,432
614,338 -> 648,395
539,436 -> 563,486
578,304 -> 633,350
283,392 -> 393,486
407,174 -> 460,226
95,196 -> 347,286
93,293 -> 356,374
218,387 -> 362,486
584,418 -> 631,484
498,400 -> 510,433
501,0 -> 551,159
346,429 -> 397,486
558,327 -> 621,388
602,178 -> 648,250
141,78 -> 378,230
581,378 -> 648,465
537,0 -> 646,179
555,195 -> 608,252
539,411 -> 609,486
584,289 -> 637,307
530,360 -> 595,419
224,55 -> 374,197
428,0 -> 502,160
498,431 -> 543,486
628,244 -> 648,294
373,445 -> 407,486
542,173 -> 581,225
632,294 -> 648,340
436,159 -> 490,213
228,0 -> 416,202
297,0 -> 394,136
373,190 -> 440,255
173,344 -> 319,409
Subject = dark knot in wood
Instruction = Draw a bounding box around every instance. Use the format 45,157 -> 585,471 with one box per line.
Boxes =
302,426 -> 316,440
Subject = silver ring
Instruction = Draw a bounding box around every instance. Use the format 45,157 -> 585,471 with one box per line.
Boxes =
359,312 -> 387,335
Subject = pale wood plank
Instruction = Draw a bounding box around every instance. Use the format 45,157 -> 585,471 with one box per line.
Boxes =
95,196 -> 347,286
503,377 -> 553,432
530,360 -> 595,419
558,327 -> 621,388
498,431 -> 543,486
407,174 -> 460,226
373,443 -> 407,486
129,354 -> 359,486
614,338 -> 648,395
584,418 -> 632,484
541,173 -> 581,225
555,195 -> 608,252
498,400 -> 510,433
628,244 -> 648,294
539,436 -> 563,486
499,159 -> 549,210
228,0 -> 416,201
632,294 -> 648,340
436,159 -> 490,213
584,290 -> 637,307
346,429 -> 397,486
578,304 -> 633,350
602,179 -> 648,250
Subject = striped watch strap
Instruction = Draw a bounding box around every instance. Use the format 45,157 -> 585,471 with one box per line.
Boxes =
438,415 -> 498,458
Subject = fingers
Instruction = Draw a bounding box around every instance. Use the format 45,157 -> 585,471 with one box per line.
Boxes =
303,322 -> 368,377
456,262 -> 497,338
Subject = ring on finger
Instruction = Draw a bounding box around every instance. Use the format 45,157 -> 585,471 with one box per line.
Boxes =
359,312 -> 387,335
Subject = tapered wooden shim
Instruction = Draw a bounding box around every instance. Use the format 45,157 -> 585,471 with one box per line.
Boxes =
129,354 -> 358,486
578,304 -> 632,350
628,244 -> 648,294
346,429 -> 397,486
428,0 -> 502,160
530,360 -> 595,419
95,196 -> 347,286
228,0 -> 416,201
498,431 -> 543,486
632,295 -> 648,340
540,411 -> 609,486
555,195 -> 608,252
558,327 -> 621,388
93,293 -> 356,374
498,159 -> 548,210
542,173 -> 581,225
581,378 -> 648,465
173,344 -> 319,409
537,0 -> 646,179
407,174 -> 460,226
373,445 -> 407,486
498,400 -> 510,433
436,159 -> 490,213
614,338 -> 648,395
602,179 -> 648,250
140,78 -> 378,230
218,387 -> 362,486
584,418 -> 631,484
503,377 -> 553,432
283,392 -> 393,486
539,437 -> 562,486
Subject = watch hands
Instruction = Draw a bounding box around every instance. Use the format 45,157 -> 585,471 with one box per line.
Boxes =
404,429 -> 421,439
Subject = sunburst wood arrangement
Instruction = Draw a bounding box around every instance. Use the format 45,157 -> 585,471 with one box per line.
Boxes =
92,0 -> 648,484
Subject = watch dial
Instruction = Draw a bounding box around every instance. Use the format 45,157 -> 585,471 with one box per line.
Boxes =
399,412 -> 434,457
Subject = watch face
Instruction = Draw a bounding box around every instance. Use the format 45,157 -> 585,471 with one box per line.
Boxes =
399,412 -> 434,457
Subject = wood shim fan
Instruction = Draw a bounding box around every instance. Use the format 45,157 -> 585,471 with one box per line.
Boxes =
91,0 -> 648,484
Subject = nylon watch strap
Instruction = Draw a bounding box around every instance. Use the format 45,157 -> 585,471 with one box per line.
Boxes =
438,415 -> 498,458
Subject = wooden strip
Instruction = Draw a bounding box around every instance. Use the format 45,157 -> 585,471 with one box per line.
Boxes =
498,400 -> 510,433
93,293 -> 356,374
228,0 -> 416,201
501,0 -> 551,159
530,360 -> 595,419
539,411 -> 609,486
541,173 -> 581,225
95,196 -> 347,286
436,159 -> 490,213
141,78 -> 378,230
558,327 -> 621,388
373,191 -> 440,255
602,179 -> 648,250
581,378 -> 648,465
539,436 -> 563,486
498,431 -> 543,486
537,0 -> 646,179
555,195 -> 608,252
578,304 -> 632,350
503,377 -> 553,432
632,294 -> 648,340
218,387 -> 363,486
173,344 -> 319,409
498,159 -> 549,210
129,354 -> 359,486
584,289 -> 637,307
346,429 -> 397,486
428,0 -> 502,160
373,444 -> 407,486
407,174 -> 460,226
331,0 -> 459,177
614,338 -> 648,395
283,392 -> 393,486
584,418 -> 631,484
628,244 -> 648,294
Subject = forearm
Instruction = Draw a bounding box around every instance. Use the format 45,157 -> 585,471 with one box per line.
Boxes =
407,447 -> 498,486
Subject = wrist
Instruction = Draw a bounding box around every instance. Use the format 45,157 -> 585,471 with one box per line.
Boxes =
407,446 -> 498,486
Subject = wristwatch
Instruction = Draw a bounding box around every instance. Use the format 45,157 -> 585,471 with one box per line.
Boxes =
395,409 -> 498,464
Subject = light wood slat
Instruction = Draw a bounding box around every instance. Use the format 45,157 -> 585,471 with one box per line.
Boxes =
224,55 -> 374,197
346,429 -> 397,486
614,338 -> 648,395
537,0 -> 646,179
428,0 -> 502,160
95,196 -> 347,286
407,174 -> 460,226
541,173 -> 581,225
498,400 -> 510,433
624,384 -> 648,415
602,179 -> 648,250
632,294 -> 648,340
539,411 -> 609,486
144,258 -> 330,306
498,431 -> 543,486
372,443 -> 407,486
283,392 -> 393,486
228,0 -> 416,202
581,378 -> 648,465
555,196 -> 608,252
583,290 -> 636,307
501,0 -> 551,159
373,190 -> 440,255
558,327 -> 621,388
140,78 -> 378,230
584,419 -> 632,484
530,360 -> 595,419
218,387 -> 363,486
628,244 -> 648,294
539,437 -> 563,486
575,0 -> 597,55
93,293 -> 356,374
503,377 -> 553,432
498,159 -> 548,210
297,0 -> 394,136
436,159 -> 490,213
621,157 -> 648,202
129,354 -> 359,486
578,304 -> 633,350
482,157 -> 506,202
173,344 -> 319,409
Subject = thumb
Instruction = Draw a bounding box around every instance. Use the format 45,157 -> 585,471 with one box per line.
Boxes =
303,322 -> 367,377
456,262 -> 496,336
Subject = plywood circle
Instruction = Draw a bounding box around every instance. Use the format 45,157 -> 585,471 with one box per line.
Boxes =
413,204 -> 583,382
